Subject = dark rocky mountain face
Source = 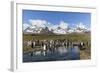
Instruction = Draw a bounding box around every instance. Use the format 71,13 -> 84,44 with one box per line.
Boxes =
39,27 -> 54,34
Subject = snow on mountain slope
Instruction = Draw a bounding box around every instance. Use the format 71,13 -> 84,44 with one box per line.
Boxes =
23,20 -> 90,34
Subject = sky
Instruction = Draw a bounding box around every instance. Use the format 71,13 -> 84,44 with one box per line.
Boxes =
22,9 -> 91,30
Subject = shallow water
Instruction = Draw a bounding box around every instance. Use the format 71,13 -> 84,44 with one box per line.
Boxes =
23,46 -> 80,62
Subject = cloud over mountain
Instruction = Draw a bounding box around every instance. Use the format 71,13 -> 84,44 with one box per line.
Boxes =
23,19 -> 90,34
59,21 -> 69,29
76,22 -> 86,29
23,23 -> 30,30
29,19 -> 47,28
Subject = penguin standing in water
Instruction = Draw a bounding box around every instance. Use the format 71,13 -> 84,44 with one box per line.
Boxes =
43,44 -> 46,56
79,42 -> 85,50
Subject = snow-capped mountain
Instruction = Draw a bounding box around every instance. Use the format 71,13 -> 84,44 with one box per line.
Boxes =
23,20 -> 90,34
52,27 -> 67,34
24,26 -> 43,34
74,23 -> 90,33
